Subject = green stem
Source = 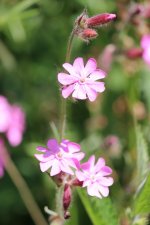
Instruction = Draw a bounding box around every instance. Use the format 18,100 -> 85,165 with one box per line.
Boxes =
5,153 -> 48,225
65,30 -> 75,62
56,186 -> 64,218
59,30 -> 75,140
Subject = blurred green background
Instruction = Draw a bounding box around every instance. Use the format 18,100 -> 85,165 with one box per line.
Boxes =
1,0 -> 150,225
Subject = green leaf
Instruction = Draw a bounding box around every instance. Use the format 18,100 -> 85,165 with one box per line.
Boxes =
141,68 -> 150,112
11,0 -> 40,14
133,175 -> 150,215
77,188 -> 119,225
135,125 -> 149,185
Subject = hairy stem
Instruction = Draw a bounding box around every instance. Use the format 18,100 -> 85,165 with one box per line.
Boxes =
5,153 -> 48,225
59,30 -> 75,140
56,185 -> 64,218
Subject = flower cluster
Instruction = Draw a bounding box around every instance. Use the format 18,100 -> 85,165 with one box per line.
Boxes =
0,95 -> 25,147
58,57 -> 106,101
35,138 -> 113,199
35,10 -> 115,221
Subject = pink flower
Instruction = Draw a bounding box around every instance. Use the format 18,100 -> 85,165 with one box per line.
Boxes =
0,96 -> 11,133
0,95 -> 25,147
76,155 -> 113,198
6,105 -> 25,147
35,139 -> 85,176
141,35 -> 150,66
58,57 -> 106,102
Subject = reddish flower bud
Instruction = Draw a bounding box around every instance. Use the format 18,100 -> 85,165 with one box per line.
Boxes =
87,13 -> 116,27
126,48 -> 143,59
78,28 -> 98,42
63,184 -> 72,212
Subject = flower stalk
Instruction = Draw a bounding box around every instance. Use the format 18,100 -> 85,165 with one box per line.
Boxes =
59,30 -> 75,140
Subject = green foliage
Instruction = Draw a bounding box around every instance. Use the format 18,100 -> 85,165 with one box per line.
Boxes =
77,189 -> 119,225
135,125 -> 149,185
133,175 -> 150,215
133,125 -> 150,217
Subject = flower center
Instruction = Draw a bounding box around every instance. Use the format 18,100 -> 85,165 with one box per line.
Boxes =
80,77 -> 86,83
57,151 -> 62,159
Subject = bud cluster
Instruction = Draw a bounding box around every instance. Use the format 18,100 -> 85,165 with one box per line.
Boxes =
74,10 -> 116,42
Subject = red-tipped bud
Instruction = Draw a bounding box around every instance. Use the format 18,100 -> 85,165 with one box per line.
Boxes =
87,13 -> 116,27
126,48 -> 143,59
63,184 -> 72,212
78,28 -> 98,42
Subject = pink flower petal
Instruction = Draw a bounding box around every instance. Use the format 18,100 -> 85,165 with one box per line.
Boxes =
84,58 -> 97,76
76,171 -> 85,181
88,81 -> 105,93
40,161 -> 53,172
62,84 -> 75,98
95,158 -> 105,172
89,69 -> 106,80
101,166 -> 112,175
80,161 -> 91,170
47,139 -> 59,153
141,35 -> 150,49
67,142 -> 80,153
143,48 -> 150,65
73,152 -> 85,161
6,128 -> 22,147
58,73 -> 78,85
34,153 -> 54,162
84,84 -> 97,101
60,160 -> 74,175
98,185 -> 109,197
72,83 -> 87,100
50,160 -> 61,176
36,146 -> 47,152
87,184 -> 102,198
87,155 -> 95,170
63,63 -> 76,76
99,177 -> 114,186
82,179 -> 91,187
73,57 -> 84,74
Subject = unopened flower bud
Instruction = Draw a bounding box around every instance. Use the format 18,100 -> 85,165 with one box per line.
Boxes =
63,184 -> 72,212
87,13 -> 116,27
126,48 -> 143,59
78,28 -> 98,42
